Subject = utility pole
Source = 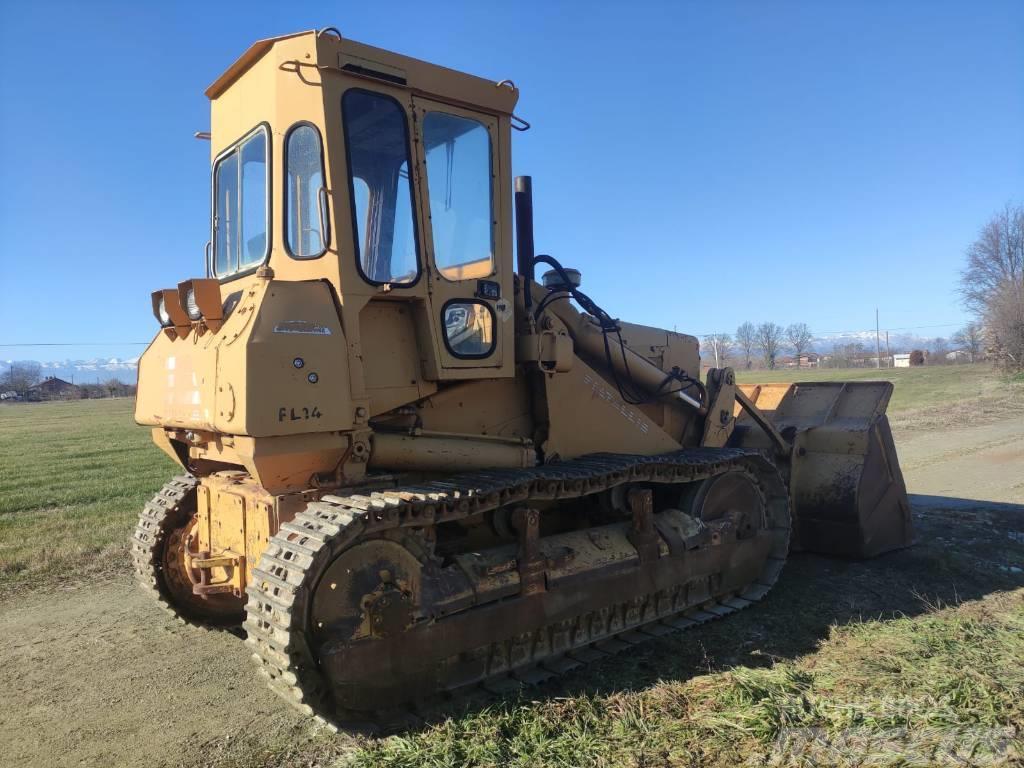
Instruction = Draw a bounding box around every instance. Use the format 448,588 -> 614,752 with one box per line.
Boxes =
885,331 -> 890,369
875,308 -> 881,369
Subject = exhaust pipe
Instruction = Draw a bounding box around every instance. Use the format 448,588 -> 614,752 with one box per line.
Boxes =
514,176 -> 535,283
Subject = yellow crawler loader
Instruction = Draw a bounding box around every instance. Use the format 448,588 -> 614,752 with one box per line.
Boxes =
132,28 -> 912,723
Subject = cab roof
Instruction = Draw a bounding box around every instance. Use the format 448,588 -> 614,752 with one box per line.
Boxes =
205,29 -> 519,115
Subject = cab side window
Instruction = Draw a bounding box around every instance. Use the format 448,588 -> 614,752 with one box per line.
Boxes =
422,113 -> 493,281
342,90 -> 419,285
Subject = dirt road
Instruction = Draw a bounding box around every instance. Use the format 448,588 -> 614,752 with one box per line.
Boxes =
894,418 -> 1024,504
3,417 -> 1023,768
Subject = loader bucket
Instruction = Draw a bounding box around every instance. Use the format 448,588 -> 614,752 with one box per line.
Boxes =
733,381 -> 913,558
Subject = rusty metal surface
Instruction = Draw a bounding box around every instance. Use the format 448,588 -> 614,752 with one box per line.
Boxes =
244,448 -> 790,722
732,381 -> 912,557
130,476 -> 244,627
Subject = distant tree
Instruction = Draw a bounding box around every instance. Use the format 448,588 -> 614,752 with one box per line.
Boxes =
80,383 -> 105,399
927,337 -> 952,365
735,322 -> 756,369
909,350 -> 925,366
0,362 -> 41,395
702,333 -> 732,368
103,377 -> 135,398
952,322 -> 985,363
959,204 -> 1024,372
986,281 -> 1024,371
959,204 -> 1024,315
756,322 -> 784,370
933,339 -> 954,366
831,341 -> 867,368
785,323 -> 814,367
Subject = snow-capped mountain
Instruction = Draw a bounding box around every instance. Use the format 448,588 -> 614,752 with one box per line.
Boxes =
1,357 -> 139,384
812,331 -> 950,353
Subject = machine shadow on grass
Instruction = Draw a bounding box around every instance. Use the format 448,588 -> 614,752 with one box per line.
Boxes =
364,493 -> 1024,734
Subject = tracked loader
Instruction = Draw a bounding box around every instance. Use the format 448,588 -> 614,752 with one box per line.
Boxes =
132,28 -> 912,723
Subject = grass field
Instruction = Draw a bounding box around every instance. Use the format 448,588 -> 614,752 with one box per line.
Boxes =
735,361 -> 1014,413
0,398 -> 175,587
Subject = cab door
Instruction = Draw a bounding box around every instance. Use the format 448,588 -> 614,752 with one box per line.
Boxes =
411,96 -> 513,379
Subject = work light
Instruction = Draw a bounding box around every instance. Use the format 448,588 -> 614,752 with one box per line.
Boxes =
156,296 -> 172,327
151,289 -> 190,339
177,278 -> 225,332
184,287 -> 201,321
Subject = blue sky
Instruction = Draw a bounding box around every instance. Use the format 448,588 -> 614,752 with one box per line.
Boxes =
1,1 -> 1021,363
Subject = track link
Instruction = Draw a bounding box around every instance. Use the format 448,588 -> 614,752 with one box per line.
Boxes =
131,474 -> 243,629
244,449 -> 791,726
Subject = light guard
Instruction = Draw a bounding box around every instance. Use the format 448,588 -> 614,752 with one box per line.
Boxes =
177,278 -> 224,332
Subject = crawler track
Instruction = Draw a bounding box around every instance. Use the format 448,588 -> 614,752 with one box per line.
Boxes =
244,448 -> 791,726
131,475 -> 243,629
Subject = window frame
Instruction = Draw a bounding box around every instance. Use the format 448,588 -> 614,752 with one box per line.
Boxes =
421,110 -> 496,283
440,298 -> 497,359
210,122 -> 273,282
282,121 -> 329,261
340,88 -> 422,288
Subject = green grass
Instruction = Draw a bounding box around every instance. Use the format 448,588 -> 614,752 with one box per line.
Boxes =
347,593 -> 1023,767
0,399 -> 175,587
736,362 -> 1017,415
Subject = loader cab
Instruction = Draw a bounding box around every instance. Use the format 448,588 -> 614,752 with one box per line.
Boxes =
203,30 -> 518,417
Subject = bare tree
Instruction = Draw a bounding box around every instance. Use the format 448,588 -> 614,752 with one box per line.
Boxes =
928,337 -> 951,365
785,323 -> 814,367
0,362 -> 41,395
959,204 -> 1024,372
986,281 -> 1024,371
702,333 -> 732,368
831,341 -> 867,368
959,204 -> 1024,315
952,322 -> 984,363
735,322 -> 756,369
756,322 -> 784,370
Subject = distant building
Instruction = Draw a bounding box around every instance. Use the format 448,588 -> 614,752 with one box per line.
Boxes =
893,353 -> 911,368
781,353 -> 820,368
27,376 -> 81,401
945,350 -> 970,362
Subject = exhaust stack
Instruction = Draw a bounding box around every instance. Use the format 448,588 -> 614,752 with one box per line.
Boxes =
514,175 -> 535,282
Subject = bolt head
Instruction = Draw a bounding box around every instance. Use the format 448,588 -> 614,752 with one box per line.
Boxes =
293,357 -> 304,369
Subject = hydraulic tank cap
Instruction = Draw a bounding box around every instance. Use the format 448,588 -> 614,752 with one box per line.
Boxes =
541,267 -> 582,291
